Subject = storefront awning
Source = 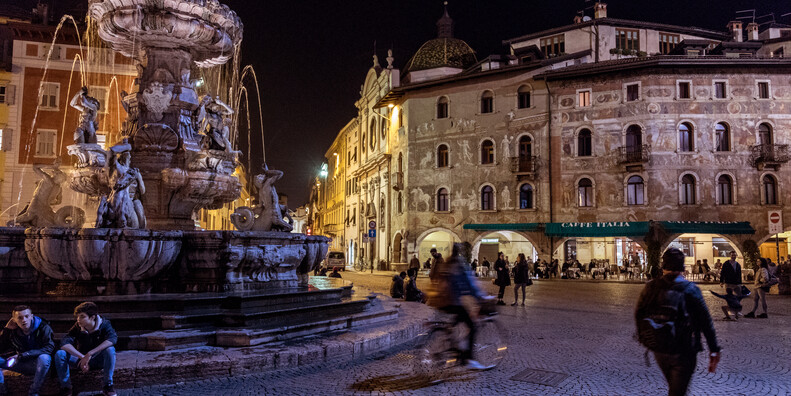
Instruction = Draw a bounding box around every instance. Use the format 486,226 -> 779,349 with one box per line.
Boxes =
658,221 -> 755,235
544,222 -> 651,237
462,223 -> 540,231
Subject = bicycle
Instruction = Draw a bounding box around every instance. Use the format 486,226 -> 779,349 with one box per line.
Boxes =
412,298 -> 507,378
354,260 -> 369,272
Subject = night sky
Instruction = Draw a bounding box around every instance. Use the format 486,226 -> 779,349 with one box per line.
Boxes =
9,0 -> 791,206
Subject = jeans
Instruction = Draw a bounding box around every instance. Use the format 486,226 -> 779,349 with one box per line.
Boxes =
0,354 -> 52,395
751,287 -> 768,314
440,305 -> 476,361
54,347 -> 116,388
653,351 -> 697,396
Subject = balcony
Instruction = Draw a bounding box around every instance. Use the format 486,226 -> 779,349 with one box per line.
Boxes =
750,144 -> 790,170
391,171 -> 404,191
617,144 -> 650,170
509,156 -> 537,179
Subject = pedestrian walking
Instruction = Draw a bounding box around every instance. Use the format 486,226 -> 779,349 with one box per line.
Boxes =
512,253 -> 531,306
720,251 -> 743,297
493,252 -> 510,305
471,259 -> 479,277
409,254 -> 421,279
481,257 -> 491,278
745,258 -> 772,318
635,248 -> 720,396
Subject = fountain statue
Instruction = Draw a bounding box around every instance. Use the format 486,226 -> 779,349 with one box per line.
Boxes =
14,160 -> 85,228
70,87 -> 100,144
231,166 -> 293,232
95,139 -> 146,229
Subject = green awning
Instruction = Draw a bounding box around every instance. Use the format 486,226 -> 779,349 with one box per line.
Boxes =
658,221 -> 755,235
544,222 -> 650,237
462,223 -> 540,231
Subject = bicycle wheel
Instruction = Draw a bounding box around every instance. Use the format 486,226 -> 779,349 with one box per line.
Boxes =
413,326 -> 455,376
473,316 -> 507,368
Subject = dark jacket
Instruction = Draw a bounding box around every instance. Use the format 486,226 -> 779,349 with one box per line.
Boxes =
61,316 -> 118,354
405,277 -> 423,302
409,257 -> 421,270
0,316 -> 55,358
513,261 -> 529,284
428,254 -> 482,308
720,260 -> 742,285
390,275 -> 405,299
635,274 -> 720,354
710,291 -> 747,310
494,259 -> 511,287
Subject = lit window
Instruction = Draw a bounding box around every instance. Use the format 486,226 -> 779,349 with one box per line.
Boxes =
519,184 -> 533,209
678,123 -> 694,152
578,90 -> 591,107
540,34 -> 565,57
715,123 -> 730,152
578,178 -> 593,207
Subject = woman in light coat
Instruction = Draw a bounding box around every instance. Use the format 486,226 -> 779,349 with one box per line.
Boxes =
745,257 -> 771,318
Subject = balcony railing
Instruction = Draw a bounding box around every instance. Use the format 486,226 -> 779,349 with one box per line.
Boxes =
617,144 -> 650,164
750,144 -> 790,169
509,156 -> 537,174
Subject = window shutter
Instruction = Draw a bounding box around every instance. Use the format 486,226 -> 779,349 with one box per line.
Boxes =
5,85 -> 14,105
2,128 -> 12,151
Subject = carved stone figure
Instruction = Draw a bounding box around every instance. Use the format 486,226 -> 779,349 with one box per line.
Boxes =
230,165 -> 293,232
500,185 -> 512,210
15,161 -> 86,228
501,135 -> 513,161
458,140 -> 472,163
199,95 -> 234,152
70,87 -> 100,144
141,81 -> 172,122
96,139 -> 147,229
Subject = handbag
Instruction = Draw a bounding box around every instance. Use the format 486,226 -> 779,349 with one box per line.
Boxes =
526,278 -> 534,286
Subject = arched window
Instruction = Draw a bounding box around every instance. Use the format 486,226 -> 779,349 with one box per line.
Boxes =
519,184 -> 534,209
481,140 -> 494,164
369,120 -> 376,150
764,175 -> 777,205
578,178 -> 593,207
381,117 -> 387,139
718,175 -> 733,205
627,176 -> 644,205
481,186 -> 494,210
437,96 -> 449,119
678,122 -> 694,152
397,152 -> 403,173
518,136 -> 532,160
437,144 -> 449,167
681,174 -> 696,205
481,90 -> 494,114
437,188 -> 449,211
517,85 -> 531,109
578,129 -> 592,157
626,125 -> 642,154
715,122 -> 730,152
758,123 -> 772,145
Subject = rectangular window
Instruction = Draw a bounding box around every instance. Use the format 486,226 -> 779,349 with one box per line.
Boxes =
518,91 -> 531,109
714,81 -> 727,99
616,29 -> 640,51
88,86 -> 109,113
540,34 -> 565,57
437,102 -> 448,119
480,97 -> 493,114
671,237 -> 695,257
35,129 -> 57,157
40,82 -> 59,109
578,90 -> 591,107
0,85 -> 5,103
626,83 -> 639,102
678,81 -> 691,99
758,82 -> 770,99
578,186 -> 593,207
659,33 -> 680,54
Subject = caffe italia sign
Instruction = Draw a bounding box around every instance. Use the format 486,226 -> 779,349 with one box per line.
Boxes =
545,222 -> 649,237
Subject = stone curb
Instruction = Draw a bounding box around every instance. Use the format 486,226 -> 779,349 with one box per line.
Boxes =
3,296 -> 432,394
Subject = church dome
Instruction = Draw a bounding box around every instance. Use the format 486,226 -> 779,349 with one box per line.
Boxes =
405,37 -> 477,72
404,3 -> 477,73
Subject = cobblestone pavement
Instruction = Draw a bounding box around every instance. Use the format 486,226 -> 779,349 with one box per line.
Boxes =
122,272 -> 791,396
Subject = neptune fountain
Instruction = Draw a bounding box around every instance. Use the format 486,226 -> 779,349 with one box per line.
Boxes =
0,0 -> 384,353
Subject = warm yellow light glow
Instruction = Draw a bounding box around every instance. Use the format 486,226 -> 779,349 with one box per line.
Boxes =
387,104 -> 394,108
390,106 -> 399,123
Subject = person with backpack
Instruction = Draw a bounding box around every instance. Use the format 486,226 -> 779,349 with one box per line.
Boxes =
635,248 -> 720,396
745,258 -> 775,318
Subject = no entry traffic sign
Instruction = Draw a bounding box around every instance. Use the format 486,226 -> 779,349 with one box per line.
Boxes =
768,210 -> 783,234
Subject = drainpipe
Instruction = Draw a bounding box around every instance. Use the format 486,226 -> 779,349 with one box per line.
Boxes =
546,80 -> 554,262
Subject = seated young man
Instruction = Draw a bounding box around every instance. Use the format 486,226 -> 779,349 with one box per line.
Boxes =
54,302 -> 118,396
0,305 -> 55,396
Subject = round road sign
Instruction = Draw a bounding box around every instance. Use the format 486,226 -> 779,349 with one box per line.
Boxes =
770,212 -> 781,223
368,220 -> 376,229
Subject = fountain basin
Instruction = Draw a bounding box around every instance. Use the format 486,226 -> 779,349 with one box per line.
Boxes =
89,0 -> 243,67
25,228 -> 182,281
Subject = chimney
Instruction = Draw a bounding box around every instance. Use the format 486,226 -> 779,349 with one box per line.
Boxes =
573,15 -> 583,24
594,2 -> 607,19
727,21 -> 743,42
746,22 -> 759,41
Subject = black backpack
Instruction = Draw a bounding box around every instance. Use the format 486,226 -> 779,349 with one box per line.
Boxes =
637,280 -> 693,354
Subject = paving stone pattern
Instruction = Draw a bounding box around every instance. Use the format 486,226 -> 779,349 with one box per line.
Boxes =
122,272 -> 791,396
